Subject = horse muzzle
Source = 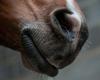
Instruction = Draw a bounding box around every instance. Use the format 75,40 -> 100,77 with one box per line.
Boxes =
20,7 -> 88,77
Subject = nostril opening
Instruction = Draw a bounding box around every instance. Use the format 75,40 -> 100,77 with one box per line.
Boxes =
54,55 -> 64,61
53,9 -> 73,32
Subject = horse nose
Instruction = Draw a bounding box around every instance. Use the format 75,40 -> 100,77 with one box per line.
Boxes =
51,8 -> 73,30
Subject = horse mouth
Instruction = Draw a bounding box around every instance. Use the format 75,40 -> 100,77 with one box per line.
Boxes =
21,8 -> 88,77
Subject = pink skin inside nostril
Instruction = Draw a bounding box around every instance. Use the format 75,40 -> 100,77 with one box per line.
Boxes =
65,13 -> 81,32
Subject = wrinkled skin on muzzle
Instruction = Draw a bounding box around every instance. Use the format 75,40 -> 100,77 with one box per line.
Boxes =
0,0 -> 88,77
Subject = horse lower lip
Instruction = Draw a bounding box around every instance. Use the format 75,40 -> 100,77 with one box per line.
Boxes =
21,29 -> 58,77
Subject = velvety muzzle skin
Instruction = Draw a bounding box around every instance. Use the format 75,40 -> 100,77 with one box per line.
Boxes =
0,0 -> 88,77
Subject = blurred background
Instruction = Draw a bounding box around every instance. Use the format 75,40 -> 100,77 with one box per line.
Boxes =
0,0 -> 100,80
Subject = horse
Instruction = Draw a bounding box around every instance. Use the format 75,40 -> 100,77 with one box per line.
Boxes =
0,0 -> 88,77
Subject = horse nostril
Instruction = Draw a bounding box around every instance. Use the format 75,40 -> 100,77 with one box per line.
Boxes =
51,8 -> 77,42
52,9 -> 73,32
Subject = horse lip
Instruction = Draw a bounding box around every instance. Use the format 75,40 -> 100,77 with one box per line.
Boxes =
21,28 -> 58,77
